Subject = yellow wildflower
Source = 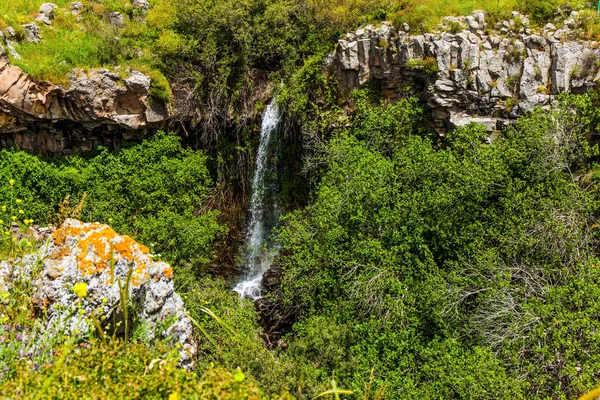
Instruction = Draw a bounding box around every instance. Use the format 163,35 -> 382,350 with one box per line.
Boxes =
108,218 -> 113,223
168,393 -> 179,400
73,282 -> 88,298
10,216 -> 16,221
18,210 -> 24,215
8,179 -> 14,186
0,220 -> 3,225
0,205 -> 5,212
15,199 -> 22,204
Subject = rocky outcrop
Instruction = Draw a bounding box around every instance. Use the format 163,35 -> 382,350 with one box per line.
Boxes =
328,11 -> 600,133
0,58 -> 168,130
1,219 -> 196,369
0,58 -> 168,153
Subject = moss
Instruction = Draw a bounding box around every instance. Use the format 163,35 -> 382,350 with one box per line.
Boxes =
148,69 -> 172,104
91,3 -> 105,16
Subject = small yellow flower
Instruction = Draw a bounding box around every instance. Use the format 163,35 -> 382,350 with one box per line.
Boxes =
4,231 -> 8,236
10,216 -> 16,221
0,206 -> 5,212
73,282 -> 88,298
102,297 -> 108,303
15,199 -> 22,204
0,220 -> 3,225
168,393 -> 179,400
8,179 -> 14,186
18,210 -> 24,215
108,218 -> 113,223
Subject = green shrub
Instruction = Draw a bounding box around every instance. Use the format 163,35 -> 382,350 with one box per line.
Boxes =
0,132 -> 224,268
147,69 -> 172,103
273,96 -> 600,398
1,340 -> 273,399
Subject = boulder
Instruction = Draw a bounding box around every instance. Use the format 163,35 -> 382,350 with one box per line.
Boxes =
4,27 -> 16,40
32,219 -> 197,369
109,11 -> 125,28
35,14 -> 52,26
39,3 -> 58,17
133,0 -> 151,9
69,2 -> 85,14
21,23 -> 41,43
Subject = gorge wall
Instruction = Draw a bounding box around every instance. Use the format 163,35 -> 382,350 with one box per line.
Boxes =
0,56 -> 168,154
327,11 -> 600,133
1,9 -> 600,154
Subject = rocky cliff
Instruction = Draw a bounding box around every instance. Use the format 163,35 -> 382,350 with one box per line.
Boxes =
327,11 -> 600,133
0,56 -> 168,154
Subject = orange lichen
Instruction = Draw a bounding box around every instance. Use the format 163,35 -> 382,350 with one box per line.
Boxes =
51,221 -> 170,285
162,266 -> 174,280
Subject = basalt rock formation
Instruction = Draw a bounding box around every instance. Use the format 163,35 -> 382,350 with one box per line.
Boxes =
327,10 -> 600,133
0,57 -> 168,154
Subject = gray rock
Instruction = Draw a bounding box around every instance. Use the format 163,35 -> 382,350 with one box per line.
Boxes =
450,112 -> 498,132
35,14 -> 52,25
564,18 -> 577,29
69,2 -> 85,14
551,41 -> 584,93
4,27 -> 16,40
133,0 -> 151,9
466,16 -> 479,32
22,23 -> 41,43
6,43 -> 21,60
31,219 -> 197,369
472,10 -> 486,29
39,3 -> 58,17
109,12 -> 125,28
125,70 -> 151,92
327,14 -> 600,135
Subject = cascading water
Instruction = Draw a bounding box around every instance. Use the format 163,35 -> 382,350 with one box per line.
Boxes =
233,100 -> 281,300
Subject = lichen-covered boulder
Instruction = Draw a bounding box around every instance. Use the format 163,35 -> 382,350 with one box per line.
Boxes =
32,218 -> 197,369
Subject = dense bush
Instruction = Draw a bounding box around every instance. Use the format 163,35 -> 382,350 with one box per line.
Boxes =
0,132 -> 225,268
270,92 -> 600,398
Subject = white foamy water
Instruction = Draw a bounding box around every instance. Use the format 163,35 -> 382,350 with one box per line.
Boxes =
233,101 -> 281,300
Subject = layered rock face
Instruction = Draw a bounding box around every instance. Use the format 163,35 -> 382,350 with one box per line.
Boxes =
0,58 -> 168,154
1,219 -> 196,369
327,11 -> 600,132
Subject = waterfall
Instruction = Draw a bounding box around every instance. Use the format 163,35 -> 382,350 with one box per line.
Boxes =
233,100 -> 281,300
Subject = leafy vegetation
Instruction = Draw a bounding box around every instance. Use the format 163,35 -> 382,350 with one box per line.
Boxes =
0,132 -> 225,269
266,91 -> 600,398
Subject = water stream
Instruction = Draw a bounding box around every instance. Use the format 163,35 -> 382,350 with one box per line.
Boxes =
233,100 -> 281,300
